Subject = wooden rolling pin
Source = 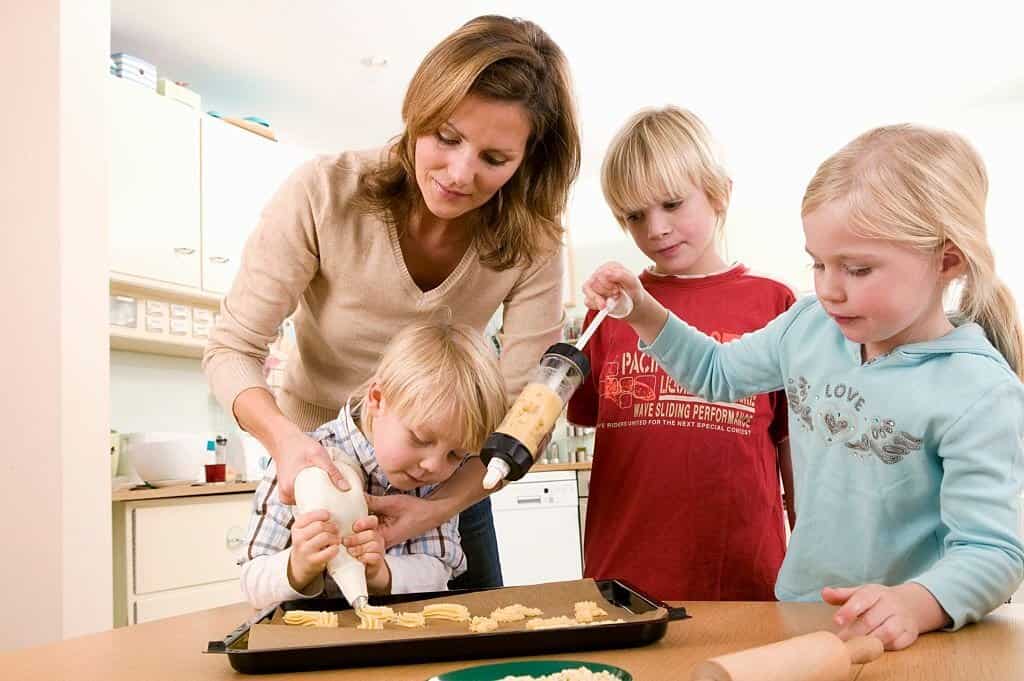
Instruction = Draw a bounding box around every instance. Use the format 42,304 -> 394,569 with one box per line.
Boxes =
692,631 -> 884,681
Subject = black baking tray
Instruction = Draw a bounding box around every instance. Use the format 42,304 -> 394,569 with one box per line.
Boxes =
206,579 -> 690,674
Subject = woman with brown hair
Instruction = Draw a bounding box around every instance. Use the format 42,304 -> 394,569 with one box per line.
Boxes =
203,15 -> 580,591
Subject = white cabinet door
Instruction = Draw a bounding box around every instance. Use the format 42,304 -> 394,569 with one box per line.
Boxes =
132,495 -> 252,595
200,117 -> 311,294
108,76 -> 201,286
133,580 -> 244,624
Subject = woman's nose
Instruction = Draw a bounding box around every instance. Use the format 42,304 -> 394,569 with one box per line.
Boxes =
447,150 -> 474,187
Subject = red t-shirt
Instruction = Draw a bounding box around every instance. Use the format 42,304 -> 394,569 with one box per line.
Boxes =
568,264 -> 795,601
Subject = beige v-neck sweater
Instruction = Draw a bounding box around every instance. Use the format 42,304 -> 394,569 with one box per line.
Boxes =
203,149 -> 565,431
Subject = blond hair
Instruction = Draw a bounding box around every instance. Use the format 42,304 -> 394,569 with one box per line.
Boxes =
352,321 -> 508,453
802,124 -> 1024,378
601,106 -> 731,233
356,15 -> 581,271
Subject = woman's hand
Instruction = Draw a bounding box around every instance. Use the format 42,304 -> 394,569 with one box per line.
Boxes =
344,515 -> 391,593
232,387 -> 349,504
272,430 -> 348,505
365,494 -> 442,548
287,510 -> 340,592
822,582 -> 949,650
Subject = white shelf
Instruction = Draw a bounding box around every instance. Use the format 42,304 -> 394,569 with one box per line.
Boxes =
109,275 -> 219,359
110,328 -> 206,359
110,273 -> 221,307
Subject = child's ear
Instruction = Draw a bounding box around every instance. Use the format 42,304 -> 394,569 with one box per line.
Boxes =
365,382 -> 384,416
940,241 -> 967,281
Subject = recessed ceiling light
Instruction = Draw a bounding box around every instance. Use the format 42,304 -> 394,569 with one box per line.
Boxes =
360,56 -> 388,67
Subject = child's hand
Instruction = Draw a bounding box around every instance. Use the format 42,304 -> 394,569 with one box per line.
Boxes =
822,582 -> 949,650
287,509 -> 340,592
343,515 -> 391,594
582,261 -> 645,314
583,262 -> 668,345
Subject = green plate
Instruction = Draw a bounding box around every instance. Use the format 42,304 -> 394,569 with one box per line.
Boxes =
430,660 -> 631,680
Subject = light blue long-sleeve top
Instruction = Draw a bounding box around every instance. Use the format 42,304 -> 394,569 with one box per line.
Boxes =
641,295 -> 1024,628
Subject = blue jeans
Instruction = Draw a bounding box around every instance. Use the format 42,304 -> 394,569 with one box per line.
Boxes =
448,497 -> 503,590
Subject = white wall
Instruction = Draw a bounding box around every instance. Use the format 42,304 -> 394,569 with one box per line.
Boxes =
107,3 -> 1024,311
0,0 -> 112,650
110,352 -> 233,436
544,4 -> 1024,306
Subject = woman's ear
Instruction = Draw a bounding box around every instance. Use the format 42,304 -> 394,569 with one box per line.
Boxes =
940,241 -> 967,281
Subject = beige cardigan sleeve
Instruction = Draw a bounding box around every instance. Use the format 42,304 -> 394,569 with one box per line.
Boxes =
498,246 -> 567,397
202,158 -> 325,417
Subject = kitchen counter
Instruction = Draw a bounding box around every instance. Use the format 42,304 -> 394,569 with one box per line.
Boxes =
111,480 -> 258,502
111,465 -> 590,502
3,600 -> 1019,680
532,461 -> 591,472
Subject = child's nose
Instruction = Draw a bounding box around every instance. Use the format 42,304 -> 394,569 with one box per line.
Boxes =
419,451 -> 443,474
818,270 -> 846,302
647,214 -> 672,239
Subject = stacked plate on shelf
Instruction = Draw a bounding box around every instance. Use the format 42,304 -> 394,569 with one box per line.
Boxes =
110,52 -> 157,90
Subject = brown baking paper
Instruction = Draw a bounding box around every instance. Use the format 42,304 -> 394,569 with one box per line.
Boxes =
246,578 -> 666,650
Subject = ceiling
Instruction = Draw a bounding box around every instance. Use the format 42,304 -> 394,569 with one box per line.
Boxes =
111,1 -> 1024,281
110,1 -> 1024,157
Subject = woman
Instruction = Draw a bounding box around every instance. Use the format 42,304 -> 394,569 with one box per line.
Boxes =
203,14 -> 580,590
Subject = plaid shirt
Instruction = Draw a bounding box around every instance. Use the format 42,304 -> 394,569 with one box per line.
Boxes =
240,403 -> 466,597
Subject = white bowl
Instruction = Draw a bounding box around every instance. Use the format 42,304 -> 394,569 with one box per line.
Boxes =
129,436 -> 208,485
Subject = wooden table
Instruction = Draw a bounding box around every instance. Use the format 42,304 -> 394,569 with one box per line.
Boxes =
3,601 -> 1020,680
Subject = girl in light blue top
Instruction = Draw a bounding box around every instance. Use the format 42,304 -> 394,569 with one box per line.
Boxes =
583,124 -> 1024,650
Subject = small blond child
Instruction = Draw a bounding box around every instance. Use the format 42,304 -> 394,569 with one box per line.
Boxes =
239,321 -> 508,609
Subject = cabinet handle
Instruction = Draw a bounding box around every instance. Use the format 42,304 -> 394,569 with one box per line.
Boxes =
173,247 -> 196,256
226,526 -> 246,550
208,256 -> 231,264
516,496 -> 542,505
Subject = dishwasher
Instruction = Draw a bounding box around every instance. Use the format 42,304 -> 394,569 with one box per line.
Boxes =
490,470 -> 582,586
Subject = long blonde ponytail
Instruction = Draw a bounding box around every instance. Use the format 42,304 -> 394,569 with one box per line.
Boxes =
802,124 -> 1024,378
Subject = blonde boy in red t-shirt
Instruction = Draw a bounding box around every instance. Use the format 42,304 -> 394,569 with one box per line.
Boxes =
568,107 -> 796,600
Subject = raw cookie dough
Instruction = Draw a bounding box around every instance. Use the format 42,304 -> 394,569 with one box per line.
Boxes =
496,382 -> 565,454
525,615 -> 578,630
493,667 -> 614,675
496,669 -> 620,681
391,611 -> 427,628
422,603 -> 472,622
356,605 -> 396,630
490,603 -> 544,623
282,610 -> 339,627
469,616 -> 500,633
526,616 -> 625,631
573,600 -> 608,623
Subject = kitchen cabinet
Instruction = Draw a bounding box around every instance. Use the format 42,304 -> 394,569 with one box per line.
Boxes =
109,75 -> 311,299
112,491 -> 253,626
108,76 -> 201,287
200,117 -> 311,294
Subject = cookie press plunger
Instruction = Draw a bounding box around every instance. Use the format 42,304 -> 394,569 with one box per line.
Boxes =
481,293 -> 633,489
